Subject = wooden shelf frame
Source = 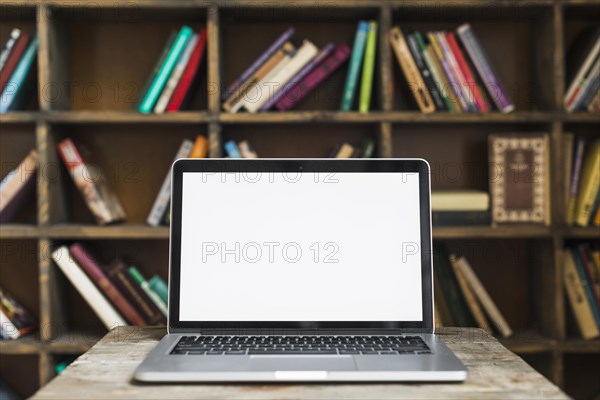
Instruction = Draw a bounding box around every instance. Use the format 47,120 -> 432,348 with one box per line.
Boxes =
0,1 -> 599,397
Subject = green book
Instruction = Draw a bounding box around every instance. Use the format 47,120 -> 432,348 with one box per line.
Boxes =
149,275 -> 168,305
414,32 -> 454,112
138,26 -> 193,113
340,21 -> 369,111
128,266 -> 168,316
358,21 -> 378,113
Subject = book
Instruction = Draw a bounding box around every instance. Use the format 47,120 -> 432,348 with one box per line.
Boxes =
406,31 -> 446,111
431,211 -> 491,226
223,27 -> 295,101
488,133 -> 550,225
103,259 -> 165,325
563,133 -> 574,219
431,190 -> 489,211
335,143 -> 355,158
260,43 -> 334,112
138,26 -> 193,113
572,57 -> 600,112
457,23 -> 514,113
571,247 -> 600,330
166,29 -> 206,112
238,140 -> 258,158
564,249 -> 599,339
0,150 -> 37,223
360,138 -> 375,158
416,33 -> 456,112
275,44 -> 351,111
146,139 -> 193,226
149,276 -> 168,305
433,269 -> 454,326
224,140 -> 242,158
588,90 -> 600,112
153,33 -> 199,113
128,267 -> 168,317
450,256 -> 492,333
567,137 -> 586,225
69,243 -> 146,326
244,40 -> 319,113
564,27 -> 600,112
359,21 -> 378,113
52,246 -> 126,329
0,36 -> 37,113
574,140 -> 600,227
436,32 -> 477,112
578,244 -> 600,309
223,42 -> 295,113
428,32 -> 468,112
0,286 -> 36,339
454,255 -> 513,337
390,27 -> 435,113
189,135 -> 208,158
341,21 -> 369,111
135,30 -> 176,109
58,138 -> 126,225
0,29 -> 27,93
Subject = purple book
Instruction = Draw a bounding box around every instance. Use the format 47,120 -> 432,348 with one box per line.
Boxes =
457,23 -> 514,113
275,44 -> 351,111
222,27 -> 295,101
260,43 -> 335,112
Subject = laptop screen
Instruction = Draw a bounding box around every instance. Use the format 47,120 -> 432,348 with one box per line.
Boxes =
178,170 -> 424,322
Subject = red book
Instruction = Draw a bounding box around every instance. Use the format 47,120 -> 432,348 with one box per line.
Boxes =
446,32 -> 489,113
69,243 -> 147,326
275,43 -> 351,111
166,28 -> 207,112
0,32 -> 30,93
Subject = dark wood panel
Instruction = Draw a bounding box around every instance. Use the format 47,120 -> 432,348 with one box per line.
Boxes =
564,354 -> 600,400
0,239 -> 40,321
0,354 -> 39,399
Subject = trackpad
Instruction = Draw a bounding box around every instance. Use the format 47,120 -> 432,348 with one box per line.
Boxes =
249,356 -> 357,371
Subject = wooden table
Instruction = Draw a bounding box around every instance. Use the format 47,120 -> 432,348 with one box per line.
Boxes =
32,327 -> 568,400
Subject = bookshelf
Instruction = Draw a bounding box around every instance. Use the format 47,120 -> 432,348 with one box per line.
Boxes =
0,1 -> 598,398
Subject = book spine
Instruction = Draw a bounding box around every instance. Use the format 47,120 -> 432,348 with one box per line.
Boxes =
138,26 -> 193,113
433,244 -> 472,327
153,33 -> 199,114
0,31 -> 27,93
406,32 -> 446,111
69,244 -> 146,326
567,138 -> 587,224
261,44 -> 334,112
431,211 -> 491,226
224,140 -> 242,158
223,27 -> 295,101
451,257 -> 492,333
360,138 -> 375,158
0,28 -> 20,71
335,143 -> 354,158
0,286 -> 36,337
0,308 -> 20,339
578,244 -> 600,309
149,276 -> 169,304
238,140 -> 258,158
457,24 -> 514,113
147,139 -> 193,226
564,38 -> 600,111
275,44 -> 351,111
574,140 -> 600,226
51,247 -> 126,329
0,36 -> 37,113
572,58 -> 600,112
436,32 -> 476,112
0,150 -> 37,223
166,29 -> 207,112
419,37 -> 456,112
571,248 -> 600,330
588,90 -> 600,113
359,21 -> 378,113
594,194 -> 600,227
189,135 -> 208,158
128,267 -> 168,317
136,31 -> 176,109
564,250 -> 600,339
341,21 -> 369,111
428,32 -> 466,112
576,72 -> 600,112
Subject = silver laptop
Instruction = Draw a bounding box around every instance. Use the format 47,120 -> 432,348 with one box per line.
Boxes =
134,158 -> 468,382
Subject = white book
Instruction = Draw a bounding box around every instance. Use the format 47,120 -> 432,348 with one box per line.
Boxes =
564,37 -> 600,109
567,56 -> 600,112
154,34 -> 199,114
51,246 -> 126,329
244,40 -> 319,113
0,28 -> 21,71
431,190 -> 489,211
146,139 -> 193,226
0,308 -> 20,339
238,140 -> 258,158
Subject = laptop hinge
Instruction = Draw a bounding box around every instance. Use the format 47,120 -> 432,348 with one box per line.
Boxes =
168,327 -> 435,336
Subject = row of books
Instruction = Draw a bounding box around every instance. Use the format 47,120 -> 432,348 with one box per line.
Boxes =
433,242 -> 512,338
390,24 -> 514,114
51,244 -> 169,328
431,190 -> 490,227
0,28 -> 38,113
328,139 -> 375,158
136,25 -> 207,114
563,243 -> 600,340
224,140 -> 258,159
564,136 -> 600,227
564,27 -> 599,113
0,286 -> 36,340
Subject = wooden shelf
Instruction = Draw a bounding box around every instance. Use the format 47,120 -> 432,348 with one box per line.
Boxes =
0,225 -> 41,239
559,339 -> 600,354
0,335 -> 42,355
432,226 -> 553,239
500,331 -> 557,354
45,224 -> 169,239
559,227 -> 600,238
0,112 -> 40,124
46,111 -> 210,125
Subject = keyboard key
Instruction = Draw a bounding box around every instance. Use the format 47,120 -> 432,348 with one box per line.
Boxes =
380,351 -> 398,355
339,350 -> 359,354
225,350 -> 246,355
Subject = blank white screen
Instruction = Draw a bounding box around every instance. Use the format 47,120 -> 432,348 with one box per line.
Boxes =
179,171 -> 423,321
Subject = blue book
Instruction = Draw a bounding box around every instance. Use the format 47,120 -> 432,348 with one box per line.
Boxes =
340,21 -> 369,111
224,140 -> 242,158
0,36 -> 38,113
138,26 -> 193,113
571,247 -> 600,329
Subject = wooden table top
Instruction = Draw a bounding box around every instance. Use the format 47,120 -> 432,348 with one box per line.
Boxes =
32,326 -> 568,400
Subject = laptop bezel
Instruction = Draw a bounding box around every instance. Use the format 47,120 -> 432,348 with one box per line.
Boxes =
167,159 -> 434,334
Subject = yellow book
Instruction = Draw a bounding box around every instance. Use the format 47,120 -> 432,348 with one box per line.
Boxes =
563,250 -> 600,339
575,140 -> 600,226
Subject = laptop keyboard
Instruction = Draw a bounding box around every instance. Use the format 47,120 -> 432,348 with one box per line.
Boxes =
171,335 -> 431,355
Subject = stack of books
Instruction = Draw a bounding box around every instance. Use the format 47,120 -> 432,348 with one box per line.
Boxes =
0,28 -> 38,113
431,190 -> 490,226
147,135 -> 208,226
137,26 -> 207,114
389,24 -> 514,114
563,243 -> 600,340
564,137 -> 600,227
224,140 -> 258,158
0,286 -> 36,340
434,243 -> 513,338
564,27 -> 599,113
51,244 -> 169,329
328,139 -> 375,158
222,27 -> 352,113
0,150 -> 37,223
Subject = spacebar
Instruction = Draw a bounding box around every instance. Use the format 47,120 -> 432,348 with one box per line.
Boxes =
248,350 -> 338,355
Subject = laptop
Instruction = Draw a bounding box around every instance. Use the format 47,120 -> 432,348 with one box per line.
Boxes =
134,158 -> 468,382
